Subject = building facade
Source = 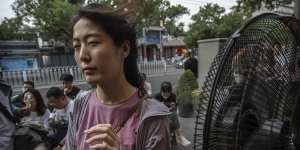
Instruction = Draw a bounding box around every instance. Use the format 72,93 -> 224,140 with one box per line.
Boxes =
138,26 -> 187,63
0,40 -> 76,71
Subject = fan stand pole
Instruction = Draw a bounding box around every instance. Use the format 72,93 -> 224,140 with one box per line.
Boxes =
295,0 -> 300,19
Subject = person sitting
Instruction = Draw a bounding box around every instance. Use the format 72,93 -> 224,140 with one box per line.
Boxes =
46,87 -> 74,149
20,89 -> 50,130
13,88 -> 50,150
60,74 -> 81,100
11,81 -> 35,108
11,81 -> 35,120
154,81 -> 191,146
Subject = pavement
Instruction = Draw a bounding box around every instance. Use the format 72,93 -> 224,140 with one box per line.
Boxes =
176,115 -> 196,150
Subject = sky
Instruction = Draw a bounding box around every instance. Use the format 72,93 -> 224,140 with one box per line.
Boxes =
0,0 -> 237,29
168,0 -> 237,29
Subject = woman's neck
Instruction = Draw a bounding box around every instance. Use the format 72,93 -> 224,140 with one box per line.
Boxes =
95,77 -> 137,105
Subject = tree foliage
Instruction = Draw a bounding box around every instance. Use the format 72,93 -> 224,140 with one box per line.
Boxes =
7,0 -> 188,42
236,0 -> 293,15
85,0 -> 189,37
134,0 -> 189,37
184,3 -> 247,48
0,17 -> 21,40
6,0 -> 292,45
176,69 -> 198,97
10,0 -> 79,42
184,0 -> 294,48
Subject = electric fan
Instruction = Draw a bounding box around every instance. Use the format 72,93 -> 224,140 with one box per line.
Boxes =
194,13 -> 300,150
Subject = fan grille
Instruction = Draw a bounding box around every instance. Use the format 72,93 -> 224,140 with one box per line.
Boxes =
194,13 -> 300,150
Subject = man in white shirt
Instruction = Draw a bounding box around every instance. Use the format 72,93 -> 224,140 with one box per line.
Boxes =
0,80 -> 15,150
46,87 -> 74,149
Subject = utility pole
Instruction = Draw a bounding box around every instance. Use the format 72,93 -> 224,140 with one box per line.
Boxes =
295,0 -> 300,19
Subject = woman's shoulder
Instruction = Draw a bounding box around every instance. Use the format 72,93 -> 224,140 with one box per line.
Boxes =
136,99 -> 171,150
140,98 -> 170,121
70,90 -> 94,119
73,90 -> 93,106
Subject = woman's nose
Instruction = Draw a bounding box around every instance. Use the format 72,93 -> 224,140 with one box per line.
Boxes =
79,45 -> 91,62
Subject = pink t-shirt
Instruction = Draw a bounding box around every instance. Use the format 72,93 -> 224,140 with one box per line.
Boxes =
76,91 -> 142,150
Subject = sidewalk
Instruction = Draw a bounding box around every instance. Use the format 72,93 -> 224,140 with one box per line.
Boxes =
176,115 -> 196,150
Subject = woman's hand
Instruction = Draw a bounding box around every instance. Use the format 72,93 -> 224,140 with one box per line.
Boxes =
85,124 -> 120,150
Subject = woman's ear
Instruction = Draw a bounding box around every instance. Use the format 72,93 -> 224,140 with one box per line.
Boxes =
121,41 -> 130,58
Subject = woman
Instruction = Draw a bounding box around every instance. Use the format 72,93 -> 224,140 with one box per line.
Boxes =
65,4 -> 170,150
20,88 -> 49,130
154,81 -> 191,147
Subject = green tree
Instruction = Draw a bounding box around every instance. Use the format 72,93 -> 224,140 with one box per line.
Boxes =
12,0 -> 79,43
216,9 -> 247,38
236,0 -> 293,15
86,0 -> 124,6
0,17 -> 36,40
68,0 -> 189,37
176,70 -> 198,97
11,0 -> 188,42
86,0 -> 189,37
135,0 -> 189,37
176,70 -> 198,117
184,3 -> 248,48
0,17 -> 21,40
184,3 -> 226,48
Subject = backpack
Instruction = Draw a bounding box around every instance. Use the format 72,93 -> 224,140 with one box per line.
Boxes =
1,100 -> 51,150
0,81 -> 50,150
13,124 -> 51,150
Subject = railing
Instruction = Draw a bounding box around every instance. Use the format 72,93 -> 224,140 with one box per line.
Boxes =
1,66 -> 84,88
1,62 -> 178,88
138,62 -> 167,74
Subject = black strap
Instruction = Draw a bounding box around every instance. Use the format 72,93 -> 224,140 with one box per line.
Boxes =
0,102 -> 16,123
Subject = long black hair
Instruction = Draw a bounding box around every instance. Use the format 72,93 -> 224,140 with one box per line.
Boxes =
161,81 -> 172,93
70,4 -> 144,95
23,89 -> 46,116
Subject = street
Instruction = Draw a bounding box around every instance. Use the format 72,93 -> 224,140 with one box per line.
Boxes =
176,116 -> 196,150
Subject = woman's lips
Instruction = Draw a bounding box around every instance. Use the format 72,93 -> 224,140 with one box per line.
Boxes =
82,67 -> 96,74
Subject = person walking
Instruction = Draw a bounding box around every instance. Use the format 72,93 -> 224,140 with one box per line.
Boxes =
65,3 -> 170,150
154,81 -> 191,147
184,51 -> 198,78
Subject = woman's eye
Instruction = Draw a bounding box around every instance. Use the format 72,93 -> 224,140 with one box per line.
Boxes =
88,41 -> 100,47
73,44 -> 81,50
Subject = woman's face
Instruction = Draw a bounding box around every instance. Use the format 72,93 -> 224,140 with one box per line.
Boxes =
73,18 -> 128,85
161,91 -> 171,99
24,92 -> 37,111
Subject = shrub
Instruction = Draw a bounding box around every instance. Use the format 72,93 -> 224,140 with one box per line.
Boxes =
192,89 -> 202,110
177,89 -> 194,117
176,70 -> 198,97
176,70 -> 199,117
